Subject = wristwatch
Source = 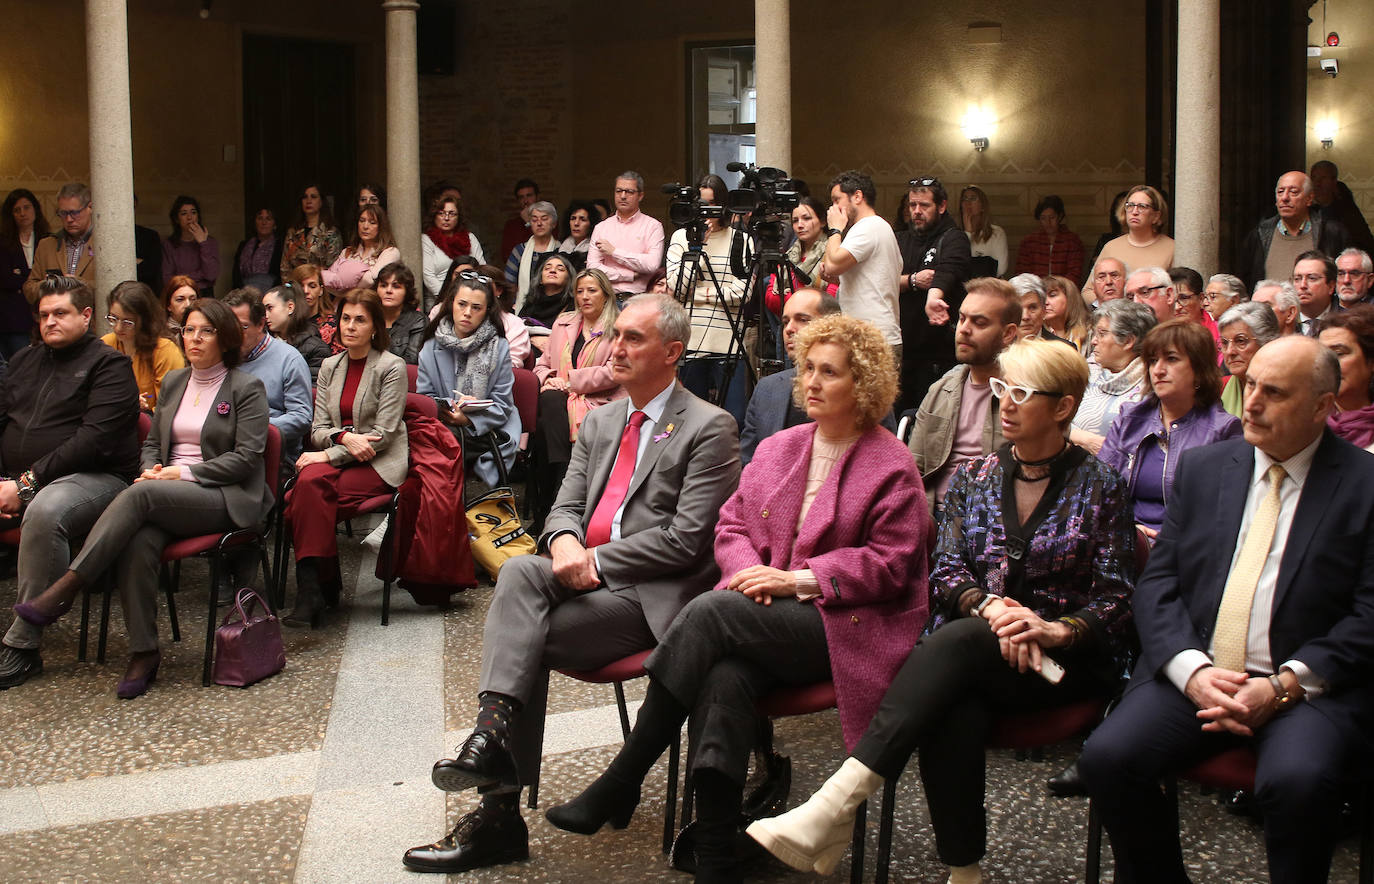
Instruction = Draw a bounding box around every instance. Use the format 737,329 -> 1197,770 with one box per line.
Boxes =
826,227 -> 842,239
1268,673 -> 1297,710
15,470 -> 38,505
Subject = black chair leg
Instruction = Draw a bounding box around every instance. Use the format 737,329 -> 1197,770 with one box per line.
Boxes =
875,777 -> 897,884
78,589 -> 91,663
1360,780 -> 1373,884
98,578 -> 113,665
381,578 -> 392,626
849,797 -> 867,884
613,682 -> 631,737
201,555 -> 220,686
1086,798 -> 1104,884
258,546 -> 275,613
663,733 -> 681,854
161,564 -> 181,643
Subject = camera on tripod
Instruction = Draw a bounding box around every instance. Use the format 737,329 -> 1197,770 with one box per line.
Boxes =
661,182 -> 727,228
724,162 -> 800,224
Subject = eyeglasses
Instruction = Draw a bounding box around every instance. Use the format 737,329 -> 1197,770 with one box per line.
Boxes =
1338,270 -> 1370,280
1123,201 -> 1156,213
614,188 -> 640,196
56,206 -> 89,220
457,270 -> 493,285
1292,273 -> 1327,285
989,377 -> 1063,405
436,211 -> 459,219
1173,292 -> 1197,303
105,314 -> 136,330
1129,284 -> 1168,299
179,325 -> 218,340
1219,334 -> 1256,351
909,177 -> 942,189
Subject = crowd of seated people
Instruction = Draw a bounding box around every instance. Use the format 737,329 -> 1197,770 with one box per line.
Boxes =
4,165 -> 1374,884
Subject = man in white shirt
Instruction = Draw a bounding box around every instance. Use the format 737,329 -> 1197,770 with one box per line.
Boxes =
1079,335 -> 1374,884
821,171 -> 902,364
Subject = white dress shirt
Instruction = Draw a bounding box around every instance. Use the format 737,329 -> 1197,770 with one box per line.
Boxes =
1164,433 -> 1327,697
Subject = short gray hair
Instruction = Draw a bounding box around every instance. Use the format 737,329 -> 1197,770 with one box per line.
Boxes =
529,201 -> 558,226
1217,301 -> 1280,346
1094,299 -> 1157,355
1207,273 -> 1247,300
1254,279 -> 1301,312
616,171 -> 645,193
1314,344 -> 1341,396
57,182 -> 91,206
624,292 -> 690,351
1339,248 -> 1374,273
1130,266 -> 1172,290
1008,273 -> 1047,303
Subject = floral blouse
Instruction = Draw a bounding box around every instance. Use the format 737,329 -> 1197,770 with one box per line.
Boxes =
280,224 -> 343,275
930,444 -> 1137,675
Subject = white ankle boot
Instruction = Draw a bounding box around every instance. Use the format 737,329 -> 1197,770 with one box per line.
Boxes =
946,862 -> 985,884
745,757 -> 883,875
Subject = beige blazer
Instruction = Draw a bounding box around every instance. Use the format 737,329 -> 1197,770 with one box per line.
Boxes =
310,348 -> 409,487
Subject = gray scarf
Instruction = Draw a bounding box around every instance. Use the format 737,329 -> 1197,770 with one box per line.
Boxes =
435,318 -> 499,397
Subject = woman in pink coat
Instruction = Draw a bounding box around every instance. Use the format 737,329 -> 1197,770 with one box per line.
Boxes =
544,315 -> 929,882
528,268 -> 626,527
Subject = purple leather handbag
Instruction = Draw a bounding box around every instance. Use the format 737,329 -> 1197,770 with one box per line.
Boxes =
212,588 -> 286,687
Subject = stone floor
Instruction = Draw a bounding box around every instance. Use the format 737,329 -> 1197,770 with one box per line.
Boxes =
0,520 -> 1363,882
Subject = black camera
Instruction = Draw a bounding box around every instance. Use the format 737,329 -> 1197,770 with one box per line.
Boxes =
662,182 -> 727,229
724,163 -> 800,222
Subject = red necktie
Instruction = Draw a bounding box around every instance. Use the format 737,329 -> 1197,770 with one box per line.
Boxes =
584,410 -> 647,548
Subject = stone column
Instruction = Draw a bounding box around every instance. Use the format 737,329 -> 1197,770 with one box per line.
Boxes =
1174,0 -> 1220,274
86,0 -> 137,315
383,0 -> 422,270
754,0 -> 792,173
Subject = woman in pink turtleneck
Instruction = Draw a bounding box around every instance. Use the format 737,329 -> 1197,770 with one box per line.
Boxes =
13,299 -> 273,699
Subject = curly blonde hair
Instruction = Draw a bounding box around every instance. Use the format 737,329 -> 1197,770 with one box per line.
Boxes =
791,314 -> 898,431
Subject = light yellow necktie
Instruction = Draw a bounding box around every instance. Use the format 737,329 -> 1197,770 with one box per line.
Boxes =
1212,463 -> 1286,672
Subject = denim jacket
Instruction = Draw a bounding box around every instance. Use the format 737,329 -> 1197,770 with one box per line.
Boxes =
1097,397 -> 1242,508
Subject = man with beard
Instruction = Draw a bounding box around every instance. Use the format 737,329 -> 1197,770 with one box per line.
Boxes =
1335,248 -> 1372,307
896,177 -> 972,412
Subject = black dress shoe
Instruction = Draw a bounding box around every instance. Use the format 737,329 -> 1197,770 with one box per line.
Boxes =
0,644 -> 42,690
1047,760 -> 1088,797
402,806 -> 529,873
742,751 -> 792,819
432,730 -> 517,793
1222,788 -> 1261,820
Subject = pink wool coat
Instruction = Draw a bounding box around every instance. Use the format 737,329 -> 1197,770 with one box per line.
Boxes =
713,423 -> 930,749
531,311 -> 626,408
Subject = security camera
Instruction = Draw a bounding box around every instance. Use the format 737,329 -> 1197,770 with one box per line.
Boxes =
1321,58 -> 1338,77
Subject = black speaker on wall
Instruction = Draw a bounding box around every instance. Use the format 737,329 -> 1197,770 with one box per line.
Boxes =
418,0 -> 457,76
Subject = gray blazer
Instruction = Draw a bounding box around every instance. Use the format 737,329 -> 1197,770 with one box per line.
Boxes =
741,366 -> 897,467
146,367 -> 274,528
310,348 -> 410,487
542,382 -> 741,640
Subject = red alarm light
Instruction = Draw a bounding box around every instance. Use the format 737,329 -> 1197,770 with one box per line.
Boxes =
1327,32 -> 1340,47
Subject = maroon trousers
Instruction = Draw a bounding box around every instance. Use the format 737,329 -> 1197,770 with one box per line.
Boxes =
289,462 -> 392,559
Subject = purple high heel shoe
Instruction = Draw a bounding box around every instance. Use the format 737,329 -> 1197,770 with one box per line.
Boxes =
116,652 -> 161,700
13,597 -> 74,628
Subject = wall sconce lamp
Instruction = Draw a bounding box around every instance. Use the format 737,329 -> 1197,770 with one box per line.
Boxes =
1316,119 -> 1338,149
962,107 -> 995,152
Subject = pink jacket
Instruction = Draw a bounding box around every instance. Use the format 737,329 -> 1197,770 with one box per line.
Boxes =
713,423 -> 930,749
531,312 -> 625,407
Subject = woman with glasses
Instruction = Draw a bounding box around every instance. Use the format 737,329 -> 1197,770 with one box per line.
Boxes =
422,193 -> 486,314
1216,301 -> 1279,418
286,288 -> 409,628
1070,300 -> 1157,456
1098,319 -> 1240,538
14,299 -> 272,699
958,185 -> 1008,277
747,338 -> 1136,884
1168,266 -> 1220,357
101,280 -> 185,411
417,269 -> 519,487
1084,185 -> 1174,303
1202,273 -> 1247,323
161,196 -> 221,296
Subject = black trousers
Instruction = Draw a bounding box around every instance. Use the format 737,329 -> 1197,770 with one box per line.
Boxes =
851,617 -> 1112,867
646,589 -> 832,786
1078,675 -> 1353,884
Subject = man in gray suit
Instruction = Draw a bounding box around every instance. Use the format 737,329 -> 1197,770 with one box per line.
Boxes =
739,287 -> 840,465
404,293 -> 741,874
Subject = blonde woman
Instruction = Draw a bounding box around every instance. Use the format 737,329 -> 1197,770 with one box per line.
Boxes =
1044,274 -> 1092,351
958,185 -> 1008,277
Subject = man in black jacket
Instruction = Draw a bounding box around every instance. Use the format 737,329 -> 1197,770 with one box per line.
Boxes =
0,276 -> 140,689
1239,171 -> 1349,290
896,177 -> 972,412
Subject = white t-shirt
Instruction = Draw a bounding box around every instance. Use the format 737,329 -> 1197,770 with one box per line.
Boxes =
837,214 -> 902,345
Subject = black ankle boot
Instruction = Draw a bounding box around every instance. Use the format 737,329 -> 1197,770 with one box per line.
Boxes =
545,771 -> 641,834
693,770 -> 746,884
283,558 -> 324,628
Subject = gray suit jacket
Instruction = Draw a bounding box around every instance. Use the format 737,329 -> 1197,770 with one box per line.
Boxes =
542,381 -> 741,639
741,366 -> 897,467
147,367 -> 273,528
310,348 -> 410,487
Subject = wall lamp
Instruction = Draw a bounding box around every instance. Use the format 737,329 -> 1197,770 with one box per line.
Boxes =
1315,119 -> 1338,150
962,107 -> 995,152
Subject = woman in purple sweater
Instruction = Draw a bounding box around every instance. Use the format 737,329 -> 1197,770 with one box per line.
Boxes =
162,195 -> 221,296
544,315 -> 930,881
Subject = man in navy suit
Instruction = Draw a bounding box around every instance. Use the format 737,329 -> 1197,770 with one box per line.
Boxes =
739,287 -> 839,465
1079,334 -> 1374,883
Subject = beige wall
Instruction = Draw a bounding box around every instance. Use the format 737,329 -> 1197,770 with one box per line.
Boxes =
0,0 -> 385,294
1306,0 -> 1373,215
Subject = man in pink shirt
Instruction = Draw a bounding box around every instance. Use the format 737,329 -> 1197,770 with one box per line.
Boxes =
588,172 -> 665,294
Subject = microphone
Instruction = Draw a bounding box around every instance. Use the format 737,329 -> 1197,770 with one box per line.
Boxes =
725,161 -> 748,173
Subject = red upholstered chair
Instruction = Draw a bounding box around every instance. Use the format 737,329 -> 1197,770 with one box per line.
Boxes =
273,393 -> 434,626
525,650 -> 684,854
405,363 -> 418,393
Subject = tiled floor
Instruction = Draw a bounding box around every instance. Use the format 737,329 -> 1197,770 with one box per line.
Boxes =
0,524 -> 1362,882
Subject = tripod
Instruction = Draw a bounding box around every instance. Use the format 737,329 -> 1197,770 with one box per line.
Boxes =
730,214 -> 807,378
669,215 -> 753,414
